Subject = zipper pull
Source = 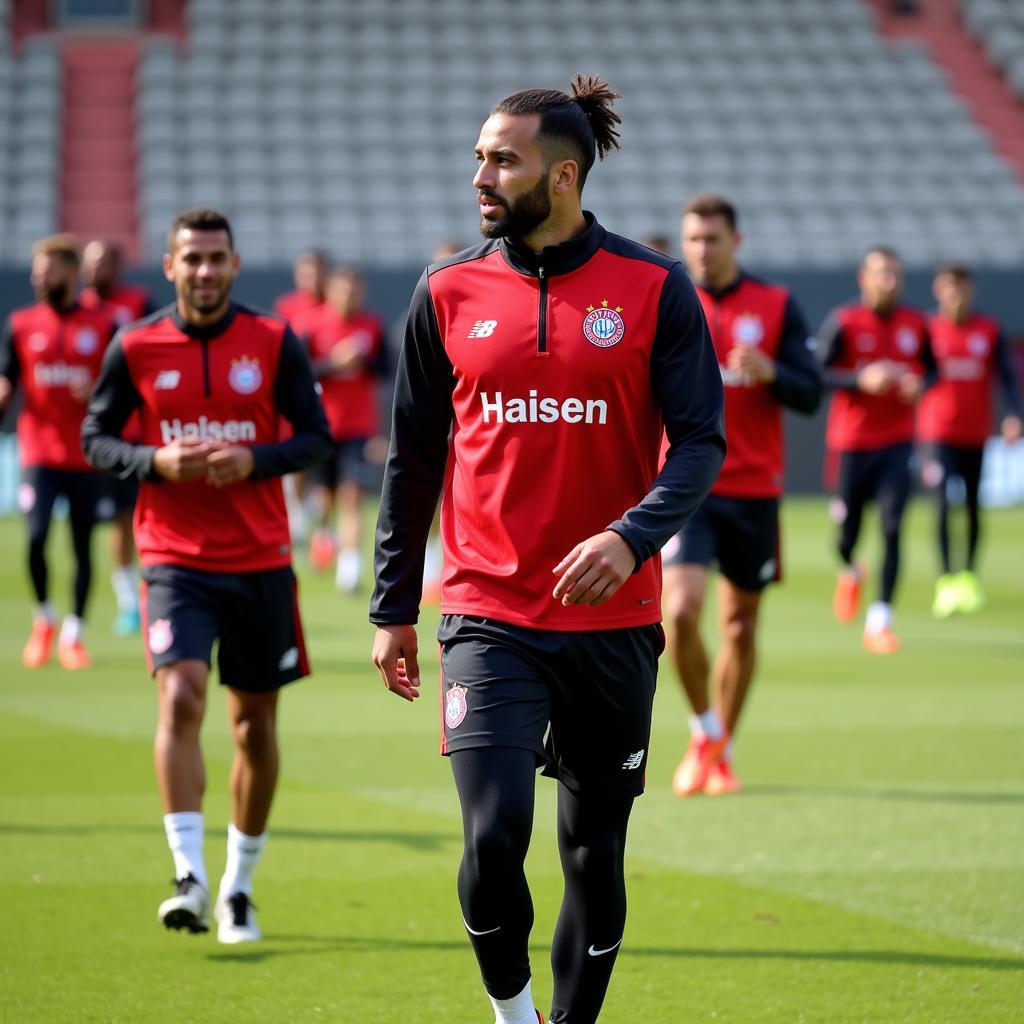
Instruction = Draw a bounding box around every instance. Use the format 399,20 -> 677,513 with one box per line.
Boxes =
538,263 -> 545,280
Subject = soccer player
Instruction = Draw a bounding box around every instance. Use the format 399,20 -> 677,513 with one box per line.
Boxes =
80,239 -> 156,635
82,208 -> 331,943
918,263 -> 1021,616
274,248 -> 327,328
0,234 -> 115,670
370,77 -> 725,1024
665,194 -> 822,798
299,266 -> 386,591
817,246 -> 935,653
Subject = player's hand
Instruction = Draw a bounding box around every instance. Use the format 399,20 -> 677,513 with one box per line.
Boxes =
153,436 -> 217,481
68,374 -> 93,403
205,445 -> 255,487
371,624 -> 421,702
0,375 -> 11,411
727,346 -> 776,384
327,338 -> 366,377
896,372 -> 923,404
1002,414 -> 1022,444
552,530 -> 636,607
857,361 -> 897,395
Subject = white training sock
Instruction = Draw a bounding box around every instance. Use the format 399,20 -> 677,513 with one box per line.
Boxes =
219,823 -> 267,898
59,615 -> 83,644
864,601 -> 892,635
688,709 -> 724,741
35,602 -> 56,624
111,567 -> 139,612
489,979 -> 536,1024
164,812 -> 207,889
335,548 -> 361,591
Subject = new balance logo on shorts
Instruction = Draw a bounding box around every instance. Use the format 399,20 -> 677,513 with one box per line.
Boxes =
621,749 -> 645,770
467,319 -> 498,339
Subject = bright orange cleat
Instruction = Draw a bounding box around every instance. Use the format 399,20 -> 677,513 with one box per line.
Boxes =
22,618 -> 55,669
672,734 -> 729,797
308,529 -> 335,573
535,1013 -> 545,1024
58,639 -> 92,671
863,628 -> 901,655
704,758 -> 742,796
832,567 -> 864,623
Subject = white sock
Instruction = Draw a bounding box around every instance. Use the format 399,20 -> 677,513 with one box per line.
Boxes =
864,601 -> 892,635
164,812 -> 207,889
688,709 -> 724,741
111,567 -> 139,612
489,979 -> 536,1024
219,823 -> 267,898
59,615 -> 83,644
335,548 -> 360,590
35,602 -> 56,624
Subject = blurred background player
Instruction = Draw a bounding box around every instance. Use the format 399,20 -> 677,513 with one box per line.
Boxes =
665,194 -> 821,797
83,208 -> 330,943
299,266 -> 386,592
0,234 -> 115,669
80,239 -> 156,635
817,246 -> 934,654
918,263 -> 1022,617
274,249 -> 327,328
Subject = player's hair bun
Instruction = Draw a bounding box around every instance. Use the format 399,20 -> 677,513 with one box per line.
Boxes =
569,73 -> 622,159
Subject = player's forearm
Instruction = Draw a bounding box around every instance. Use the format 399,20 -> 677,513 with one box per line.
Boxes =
248,428 -> 332,480
772,361 -> 823,412
81,429 -> 159,481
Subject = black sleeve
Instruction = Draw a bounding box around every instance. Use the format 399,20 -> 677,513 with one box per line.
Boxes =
919,323 -> 938,389
817,310 -> 859,391
248,327 -> 333,480
81,335 -> 157,480
369,271 -> 455,625
994,330 -> 1023,416
0,315 -> 20,391
606,263 -> 727,569
770,295 -> 823,414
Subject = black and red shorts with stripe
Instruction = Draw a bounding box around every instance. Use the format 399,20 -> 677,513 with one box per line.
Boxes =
140,564 -> 310,691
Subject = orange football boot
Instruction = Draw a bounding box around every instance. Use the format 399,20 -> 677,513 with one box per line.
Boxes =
308,529 -> 335,572
22,618 -> 55,669
672,734 -> 729,797
832,565 -> 865,623
704,758 -> 742,796
58,638 -> 92,670
863,628 -> 901,655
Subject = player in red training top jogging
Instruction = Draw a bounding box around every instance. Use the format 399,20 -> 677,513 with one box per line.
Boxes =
370,78 -> 725,1024
297,266 -> 386,591
82,209 -> 331,944
0,234 -> 115,670
918,263 -> 1021,617
80,239 -> 157,637
274,248 -> 327,328
817,246 -> 935,654
663,194 -> 821,799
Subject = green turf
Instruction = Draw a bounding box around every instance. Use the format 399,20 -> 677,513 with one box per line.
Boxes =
1,498 -> 1022,1022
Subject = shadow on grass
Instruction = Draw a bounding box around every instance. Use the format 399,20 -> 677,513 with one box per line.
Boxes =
208,934 -> 1024,971
741,784 -> 1024,806
0,822 -> 457,850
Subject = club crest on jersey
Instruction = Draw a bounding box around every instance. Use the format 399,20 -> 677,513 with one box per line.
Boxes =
148,618 -> 174,656
445,682 -> 468,729
732,314 -> 764,347
28,331 -> 49,353
896,328 -> 919,355
229,356 -> 262,394
967,333 -> 990,358
582,300 -> 625,348
74,328 -> 99,355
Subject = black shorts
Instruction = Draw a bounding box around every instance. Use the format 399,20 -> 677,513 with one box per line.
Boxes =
661,494 -> 781,592
919,442 -> 984,496
310,437 -> 377,491
437,614 -> 665,798
96,475 -> 140,522
833,442 -> 913,520
19,465 -> 104,535
140,564 -> 310,692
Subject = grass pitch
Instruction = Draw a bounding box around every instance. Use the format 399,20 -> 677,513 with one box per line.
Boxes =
0,498 -> 1022,1022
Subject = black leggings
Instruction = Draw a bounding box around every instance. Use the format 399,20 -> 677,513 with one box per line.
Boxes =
23,467 -> 99,619
451,748 -> 634,1024
929,444 -> 984,574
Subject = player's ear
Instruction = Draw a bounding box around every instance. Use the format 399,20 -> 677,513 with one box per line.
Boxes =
162,252 -> 174,282
552,158 -> 579,195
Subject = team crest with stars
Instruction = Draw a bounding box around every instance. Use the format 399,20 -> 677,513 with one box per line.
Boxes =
228,356 -> 263,394
582,300 -> 626,348
445,682 -> 468,729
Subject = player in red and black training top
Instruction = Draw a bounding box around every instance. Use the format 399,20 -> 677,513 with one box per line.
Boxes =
918,263 -> 1021,617
663,194 -> 821,800
817,245 -> 936,654
0,233 -> 116,671
82,209 -> 331,945
296,265 -> 387,591
370,78 -> 725,1024
80,238 -> 158,637
273,248 -> 327,329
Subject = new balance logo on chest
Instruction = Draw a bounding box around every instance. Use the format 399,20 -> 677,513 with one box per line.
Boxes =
467,320 -> 498,339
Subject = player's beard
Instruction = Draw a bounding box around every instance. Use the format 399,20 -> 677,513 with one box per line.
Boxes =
183,278 -> 231,316
479,173 -> 552,240
36,281 -> 72,309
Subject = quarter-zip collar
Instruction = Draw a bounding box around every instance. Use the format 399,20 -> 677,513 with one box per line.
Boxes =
499,211 -> 606,278
698,269 -> 746,301
171,302 -> 237,341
